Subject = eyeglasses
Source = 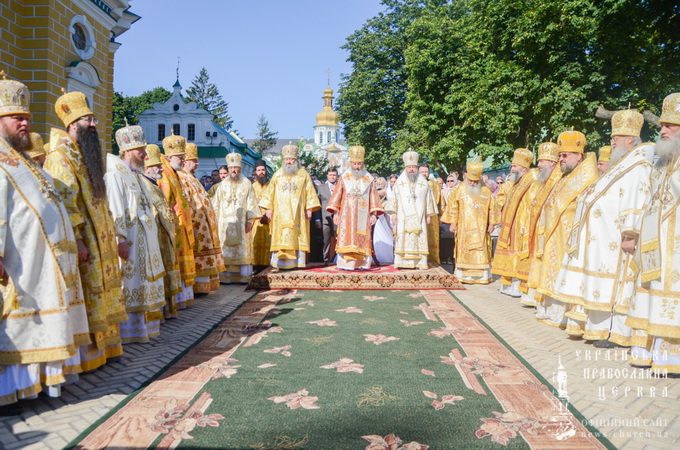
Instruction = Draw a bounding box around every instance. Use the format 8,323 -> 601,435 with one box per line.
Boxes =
78,116 -> 97,125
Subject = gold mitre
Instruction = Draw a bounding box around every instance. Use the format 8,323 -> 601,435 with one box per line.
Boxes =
55,89 -> 94,127
185,143 -> 199,161
115,121 -> 146,153
557,128 -> 586,153
611,108 -> 643,137
281,141 -> 298,159
348,145 -> 365,163
162,131 -> 186,156
598,145 -> 611,162
226,152 -> 242,168
466,161 -> 483,181
144,144 -> 162,167
537,142 -> 559,162
0,71 -> 30,117
660,93 -> 680,126
27,132 -> 45,158
402,149 -> 419,167
511,147 -> 533,168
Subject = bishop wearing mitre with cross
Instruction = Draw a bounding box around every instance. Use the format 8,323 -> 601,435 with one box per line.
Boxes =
326,145 -> 383,270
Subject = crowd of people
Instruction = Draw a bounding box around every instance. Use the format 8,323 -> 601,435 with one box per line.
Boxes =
1,71 -> 678,407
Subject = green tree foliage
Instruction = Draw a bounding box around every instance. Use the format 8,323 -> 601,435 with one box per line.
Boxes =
338,0 -> 442,175
186,67 -> 234,131
251,114 -> 279,154
111,87 -> 171,153
297,138 -> 329,179
339,0 -> 680,171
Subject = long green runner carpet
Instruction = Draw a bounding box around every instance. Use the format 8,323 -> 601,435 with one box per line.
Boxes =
72,289 -> 612,449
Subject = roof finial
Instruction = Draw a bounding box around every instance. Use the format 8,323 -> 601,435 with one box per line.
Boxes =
176,56 -> 181,82
325,68 -> 332,86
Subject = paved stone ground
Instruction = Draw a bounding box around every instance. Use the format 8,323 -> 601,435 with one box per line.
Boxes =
0,286 -> 253,450
1,279 -> 678,449
453,279 -> 679,449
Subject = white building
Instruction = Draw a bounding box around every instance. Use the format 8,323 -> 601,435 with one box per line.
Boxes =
138,79 -> 261,178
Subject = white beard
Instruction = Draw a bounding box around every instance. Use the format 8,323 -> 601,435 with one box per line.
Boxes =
609,146 -> 629,166
537,165 -> 552,183
170,159 -> 183,171
508,170 -> 524,183
655,136 -> 680,166
466,183 -> 482,196
406,172 -> 418,183
283,162 -> 299,176
349,167 -> 368,179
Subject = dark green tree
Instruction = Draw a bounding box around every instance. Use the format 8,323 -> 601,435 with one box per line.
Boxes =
111,86 -> 171,153
337,0 -> 442,175
338,0 -> 680,171
185,67 -> 233,131
251,114 -> 279,154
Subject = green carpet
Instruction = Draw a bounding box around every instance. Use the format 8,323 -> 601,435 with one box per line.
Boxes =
153,291 -> 547,449
74,289 -> 611,449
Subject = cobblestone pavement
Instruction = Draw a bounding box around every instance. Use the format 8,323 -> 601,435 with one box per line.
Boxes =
453,280 -> 679,450
0,286 -> 253,450
2,280 -> 678,449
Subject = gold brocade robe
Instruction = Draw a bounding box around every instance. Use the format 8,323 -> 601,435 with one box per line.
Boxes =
426,179 -> 442,264
492,169 -> 539,279
259,167 -> 321,257
491,180 -> 515,225
158,157 -> 196,287
44,128 -> 126,348
212,175 -> 261,267
250,181 -> 271,266
534,153 -> 599,300
178,170 -> 226,292
326,172 -> 383,260
526,166 -> 563,290
442,184 -> 494,275
140,175 -> 182,318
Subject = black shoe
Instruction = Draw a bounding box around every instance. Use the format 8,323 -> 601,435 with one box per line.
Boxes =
593,340 -> 624,349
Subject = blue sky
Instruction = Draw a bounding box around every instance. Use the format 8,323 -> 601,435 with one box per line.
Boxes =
114,0 -> 386,139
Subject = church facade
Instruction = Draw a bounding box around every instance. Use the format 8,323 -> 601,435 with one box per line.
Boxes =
137,79 -> 261,178
0,0 -> 138,149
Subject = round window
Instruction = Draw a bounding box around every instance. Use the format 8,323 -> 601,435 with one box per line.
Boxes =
69,15 -> 96,60
173,104 -> 180,111
72,24 -> 87,50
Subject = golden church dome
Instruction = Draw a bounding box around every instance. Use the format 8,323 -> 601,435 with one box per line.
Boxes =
315,86 -> 339,127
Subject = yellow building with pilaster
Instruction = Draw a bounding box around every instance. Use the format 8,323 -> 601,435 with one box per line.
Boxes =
0,0 -> 138,150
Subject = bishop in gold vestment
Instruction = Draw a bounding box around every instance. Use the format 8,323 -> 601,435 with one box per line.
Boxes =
178,143 -> 225,293
250,160 -> 271,268
533,130 -> 598,327
212,152 -> 261,283
492,148 -> 537,296
142,144 -> 182,319
626,93 -> 680,374
326,146 -> 383,270
259,143 -> 321,269
159,133 -> 196,309
442,161 -> 494,283
520,143 -> 561,307
45,91 -> 126,372
0,77 -> 88,405
419,164 -> 442,264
